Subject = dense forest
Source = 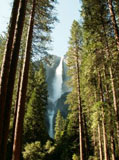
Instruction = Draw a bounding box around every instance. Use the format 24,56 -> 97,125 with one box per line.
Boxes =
0,0 -> 119,160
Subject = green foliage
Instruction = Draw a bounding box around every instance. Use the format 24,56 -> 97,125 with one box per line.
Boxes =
3,0 -> 119,159
32,0 -> 57,57
0,34 -> 6,70
69,20 -> 82,47
66,104 -> 79,137
23,141 -> 45,160
90,101 -> 112,130
23,140 -> 56,160
24,62 -> 48,144
72,154 -> 80,160
54,110 -> 66,141
44,140 -> 55,154
80,0 -> 119,159
88,156 -> 98,160
21,1 -> 119,158
64,20 -> 83,159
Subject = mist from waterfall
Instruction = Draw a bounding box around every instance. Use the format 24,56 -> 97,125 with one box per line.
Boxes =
52,57 -> 63,102
48,57 -> 63,138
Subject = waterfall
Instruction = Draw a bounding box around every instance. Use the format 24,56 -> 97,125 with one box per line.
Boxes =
48,110 -> 55,138
52,57 -> 63,102
48,57 -> 63,138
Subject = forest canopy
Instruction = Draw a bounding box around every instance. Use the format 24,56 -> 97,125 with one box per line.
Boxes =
0,0 -> 119,160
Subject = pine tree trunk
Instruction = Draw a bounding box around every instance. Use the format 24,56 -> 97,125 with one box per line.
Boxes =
75,49 -> 84,160
104,67 -> 116,160
101,9 -> 119,126
0,0 -> 27,159
98,72 -> 109,160
109,68 -> 118,116
101,18 -> 119,145
83,114 -> 89,159
110,128 -> 116,160
99,7 -> 119,152
102,117 -> 108,160
109,68 -> 119,142
92,128 -> 96,156
105,41 -> 119,143
107,0 -> 119,51
100,0 -> 119,127
100,7 -> 119,154
98,123 -> 103,160
12,1 -> 36,159
0,0 -> 20,152
9,55 -> 23,160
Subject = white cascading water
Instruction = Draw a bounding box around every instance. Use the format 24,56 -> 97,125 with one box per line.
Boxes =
48,57 -> 63,138
52,57 -> 63,102
48,110 -> 55,138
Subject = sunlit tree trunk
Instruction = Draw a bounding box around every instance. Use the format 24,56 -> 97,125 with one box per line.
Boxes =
109,68 -> 118,117
110,129 -> 116,160
0,0 -> 27,159
100,8 -> 119,148
102,117 -> 108,160
9,55 -> 23,160
107,0 -> 119,51
75,48 -> 84,160
100,9 -> 118,120
0,0 -> 20,155
98,123 -> 103,160
104,67 -> 116,160
92,128 -> 97,156
109,68 -> 119,141
110,114 -> 116,159
83,114 -> 89,159
12,0 -> 36,159
102,22 -> 119,145
98,72 -> 109,160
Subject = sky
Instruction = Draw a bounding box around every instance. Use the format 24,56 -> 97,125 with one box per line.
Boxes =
0,0 -> 81,57
50,0 -> 81,56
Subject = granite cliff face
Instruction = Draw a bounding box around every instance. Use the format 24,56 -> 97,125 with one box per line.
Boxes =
43,55 -> 70,138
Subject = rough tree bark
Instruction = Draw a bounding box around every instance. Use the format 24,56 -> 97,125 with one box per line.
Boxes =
9,55 -> 24,160
12,0 -> 36,159
75,48 -> 84,160
92,128 -> 96,156
102,116 -> 108,160
99,5 -> 118,154
83,114 -> 89,159
110,132 -> 116,160
104,67 -> 116,160
0,0 -> 27,159
107,0 -> 119,51
100,0 -> 118,121
100,12 -> 119,146
98,123 -> 103,160
98,72 -> 109,160
0,0 -> 20,153
109,68 -> 119,141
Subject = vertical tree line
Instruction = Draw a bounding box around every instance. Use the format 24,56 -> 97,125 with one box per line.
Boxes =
54,0 -> 119,159
0,0 -> 56,159
12,0 -> 36,159
0,0 -> 119,159
0,0 -> 21,154
65,0 -> 119,159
